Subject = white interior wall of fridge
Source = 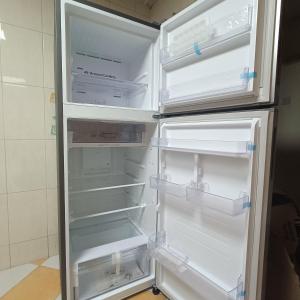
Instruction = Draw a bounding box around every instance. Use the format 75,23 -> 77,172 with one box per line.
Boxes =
150,118 -> 258,300
65,3 -> 159,110
66,119 -> 158,299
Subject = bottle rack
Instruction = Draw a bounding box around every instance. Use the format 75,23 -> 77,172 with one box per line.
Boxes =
160,67 -> 254,107
150,176 -> 250,216
148,232 -> 246,300
152,137 -> 254,158
161,6 -> 253,68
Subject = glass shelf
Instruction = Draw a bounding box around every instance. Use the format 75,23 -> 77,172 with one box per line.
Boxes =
150,176 -> 250,216
161,6 -> 253,67
152,137 -> 254,158
71,215 -> 148,265
72,72 -> 148,94
69,173 -> 145,195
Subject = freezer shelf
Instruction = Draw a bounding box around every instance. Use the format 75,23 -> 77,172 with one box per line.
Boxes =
161,6 -> 253,67
150,177 -> 250,216
72,73 -> 147,94
71,215 -> 148,265
160,67 -> 252,106
69,173 -> 145,195
78,245 -> 150,300
152,244 -> 244,300
152,137 -> 254,158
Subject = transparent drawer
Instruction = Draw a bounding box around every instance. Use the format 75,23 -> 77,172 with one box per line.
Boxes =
77,245 -> 150,299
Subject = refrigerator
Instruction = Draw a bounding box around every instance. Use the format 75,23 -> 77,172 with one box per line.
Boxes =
54,0 -> 282,299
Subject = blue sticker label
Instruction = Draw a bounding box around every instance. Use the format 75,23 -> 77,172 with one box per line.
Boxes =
243,202 -> 251,209
238,290 -> 246,298
241,71 -> 257,80
247,143 -> 256,151
193,42 -> 201,56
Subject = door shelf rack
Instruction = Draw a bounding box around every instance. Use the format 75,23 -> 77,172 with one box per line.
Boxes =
161,6 -> 253,68
150,176 -> 250,216
152,137 -> 254,158
151,243 -> 245,300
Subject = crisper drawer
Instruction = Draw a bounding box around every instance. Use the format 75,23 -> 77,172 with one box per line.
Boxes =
77,245 -> 150,299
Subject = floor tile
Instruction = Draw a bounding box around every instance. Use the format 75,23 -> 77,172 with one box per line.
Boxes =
42,255 -> 59,270
128,290 -> 167,299
0,264 -> 37,297
1,267 -> 60,300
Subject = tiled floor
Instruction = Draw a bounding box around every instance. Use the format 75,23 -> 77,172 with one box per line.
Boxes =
0,256 -> 166,300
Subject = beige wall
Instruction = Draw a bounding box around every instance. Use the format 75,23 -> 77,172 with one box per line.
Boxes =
150,0 -> 196,24
91,0 -> 151,21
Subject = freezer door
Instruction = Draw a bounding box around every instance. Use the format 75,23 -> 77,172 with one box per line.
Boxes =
158,0 -> 281,113
150,110 -> 274,300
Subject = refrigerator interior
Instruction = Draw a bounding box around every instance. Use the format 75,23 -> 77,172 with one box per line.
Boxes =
67,120 -> 158,299
160,0 -> 257,107
150,119 -> 258,300
66,10 -> 158,109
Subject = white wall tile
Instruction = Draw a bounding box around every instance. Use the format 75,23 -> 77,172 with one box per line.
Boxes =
10,238 -> 48,266
44,89 -> 56,140
0,195 -> 9,246
1,24 -> 43,87
43,34 -> 54,89
3,84 -> 45,140
47,189 -> 58,235
0,246 -> 10,270
8,190 -> 47,244
42,0 -> 54,34
48,235 -> 59,257
0,84 -> 4,139
0,141 -> 6,194
46,140 -> 57,189
6,141 -> 46,193
0,0 -> 42,31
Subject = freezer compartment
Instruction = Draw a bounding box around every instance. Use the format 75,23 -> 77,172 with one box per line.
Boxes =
161,6 -> 253,66
150,176 -> 250,216
69,186 -> 149,223
68,120 -> 146,147
67,11 -> 158,109
151,239 -> 244,300
77,245 -> 151,299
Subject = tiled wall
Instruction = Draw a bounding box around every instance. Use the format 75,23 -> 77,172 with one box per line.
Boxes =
0,0 -> 195,270
0,0 -> 56,270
